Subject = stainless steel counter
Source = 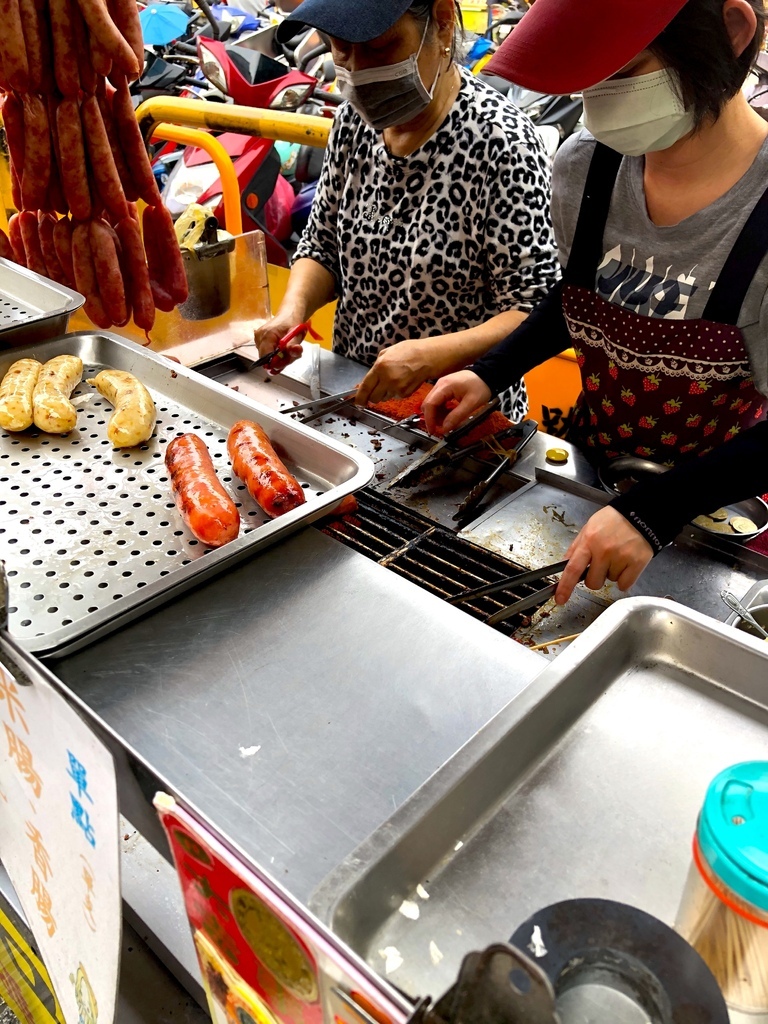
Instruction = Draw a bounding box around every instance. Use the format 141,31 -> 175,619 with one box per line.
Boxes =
54,527 -> 544,905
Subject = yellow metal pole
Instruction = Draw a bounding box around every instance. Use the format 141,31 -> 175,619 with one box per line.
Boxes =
151,124 -> 243,236
136,97 -> 331,150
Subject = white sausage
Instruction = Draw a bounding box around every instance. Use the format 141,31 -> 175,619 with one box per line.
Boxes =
0,358 -> 42,431
87,369 -> 155,447
33,354 -> 82,434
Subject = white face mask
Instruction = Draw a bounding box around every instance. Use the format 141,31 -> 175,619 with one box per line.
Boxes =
334,20 -> 440,131
582,68 -> 695,157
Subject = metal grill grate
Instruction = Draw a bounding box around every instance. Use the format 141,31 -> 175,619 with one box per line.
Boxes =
0,363 -> 325,641
320,490 -> 551,636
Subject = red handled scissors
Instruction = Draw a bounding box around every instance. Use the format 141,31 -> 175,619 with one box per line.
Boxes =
250,322 -> 322,370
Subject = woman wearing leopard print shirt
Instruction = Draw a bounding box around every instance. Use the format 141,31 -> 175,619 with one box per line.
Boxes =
256,0 -> 558,420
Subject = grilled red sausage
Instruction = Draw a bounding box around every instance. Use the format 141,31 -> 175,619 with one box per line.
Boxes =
166,434 -> 240,548
227,420 -> 306,519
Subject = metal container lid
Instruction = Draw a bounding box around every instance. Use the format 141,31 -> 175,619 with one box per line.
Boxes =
698,760 -> 768,912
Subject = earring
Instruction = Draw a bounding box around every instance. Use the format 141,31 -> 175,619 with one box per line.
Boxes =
443,46 -> 451,56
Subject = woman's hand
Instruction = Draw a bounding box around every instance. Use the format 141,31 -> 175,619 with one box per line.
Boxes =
555,507 -> 654,604
253,314 -> 308,374
421,371 -> 492,435
355,340 -> 433,406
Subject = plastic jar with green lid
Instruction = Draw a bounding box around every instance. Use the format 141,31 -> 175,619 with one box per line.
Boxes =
675,761 -> 768,1022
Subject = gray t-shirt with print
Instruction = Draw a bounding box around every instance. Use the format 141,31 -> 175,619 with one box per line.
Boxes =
551,130 -> 768,397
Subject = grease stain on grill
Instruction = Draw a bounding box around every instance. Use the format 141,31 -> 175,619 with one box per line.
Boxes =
0,363 -> 323,641
320,490 -> 549,637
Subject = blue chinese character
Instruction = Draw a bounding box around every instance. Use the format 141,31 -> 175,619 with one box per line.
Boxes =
70,794 -> 96,848
67,751 -> 93,804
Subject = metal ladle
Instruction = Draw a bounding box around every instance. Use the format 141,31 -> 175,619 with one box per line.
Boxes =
721,590 -> 768,640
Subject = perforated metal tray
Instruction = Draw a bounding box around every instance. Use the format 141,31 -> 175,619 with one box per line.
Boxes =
0,258 -> 84,346
0,333 -> 373,657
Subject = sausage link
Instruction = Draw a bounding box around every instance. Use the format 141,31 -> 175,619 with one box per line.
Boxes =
111,73 -> 162,205
46,97 -> 69,215
87,369 -> 155,447
38,213 -> 68,286
96,85 -> 137,203
81,95 -> 128,221
33,354 -> 82,434
143,203 -> 188,307
227,420 -> 307,519
0,0 -> 29,92
107,0 -> 143,73
70,0 -> 97,94
49,0 -> 80,96
166,434 -> 240,548
18,0 -> 43,92
91,35 -> 112,76
115,214 -> 155,331
57,99 -> 92,221
73,0 -> 139,78
72,221 -> 110,327
89,219 -> 127,325
142,204 -> 174,311
19,211 -> 48,277
53,216 -> 75,286
21,96 -> 51,212
0,358 -> 42,431
8,214 -> 26,266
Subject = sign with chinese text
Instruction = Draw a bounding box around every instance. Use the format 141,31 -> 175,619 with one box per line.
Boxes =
155,794 -> 410,1024
0,660 -> 121,1024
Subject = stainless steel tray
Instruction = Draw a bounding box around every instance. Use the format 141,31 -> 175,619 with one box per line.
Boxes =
0,258 -> 84,347
0,332 -> 373,657
310,597 -> 768,999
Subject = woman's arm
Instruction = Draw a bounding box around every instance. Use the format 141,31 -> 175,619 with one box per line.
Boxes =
254,113 -> 350,365
355,307 -> 527,406
610,419 -> 768,552
555,420 -> 768,604
253,259 -> 337,364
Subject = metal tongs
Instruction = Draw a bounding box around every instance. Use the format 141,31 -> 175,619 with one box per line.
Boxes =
385,397 -> 502,490
453,420 -> 538,522
449,559 -> 573,625
280,387 -> 358,423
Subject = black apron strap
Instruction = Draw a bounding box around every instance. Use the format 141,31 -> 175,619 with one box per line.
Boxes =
563,142 -> 623,290
702,182 -> 768,324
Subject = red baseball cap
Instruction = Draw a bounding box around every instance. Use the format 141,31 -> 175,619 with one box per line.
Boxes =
485,0 -> 691,94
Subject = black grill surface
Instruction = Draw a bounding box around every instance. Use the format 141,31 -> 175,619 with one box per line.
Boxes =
319,489 -> 551,637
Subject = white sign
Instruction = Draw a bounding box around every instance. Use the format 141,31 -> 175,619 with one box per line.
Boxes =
0,659 -> 121,1024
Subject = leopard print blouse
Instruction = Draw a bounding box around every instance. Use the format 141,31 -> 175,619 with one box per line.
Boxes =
294,67 -> 559,420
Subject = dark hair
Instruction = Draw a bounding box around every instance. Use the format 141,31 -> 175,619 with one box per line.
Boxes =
650,0 -> 766,126
408,0 -> 464,60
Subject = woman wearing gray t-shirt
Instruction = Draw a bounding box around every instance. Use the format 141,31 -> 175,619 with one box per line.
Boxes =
253,0 -> 558,420
425,0 -> 768,601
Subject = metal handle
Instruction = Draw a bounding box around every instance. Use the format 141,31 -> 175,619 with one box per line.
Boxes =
410,943 -> 559,1024
721,590 -> 768,639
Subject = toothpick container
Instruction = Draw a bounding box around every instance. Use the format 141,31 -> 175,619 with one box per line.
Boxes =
676,761 -> 768,1022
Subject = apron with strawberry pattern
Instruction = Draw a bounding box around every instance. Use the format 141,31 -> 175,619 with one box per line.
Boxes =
563,143 -> 768,466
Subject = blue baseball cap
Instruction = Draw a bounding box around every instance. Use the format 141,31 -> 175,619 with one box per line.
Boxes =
276,0 -> 415,44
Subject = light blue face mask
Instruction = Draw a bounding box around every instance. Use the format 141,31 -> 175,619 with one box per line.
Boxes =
334,20 -> 441,131
582,68 -> 695,157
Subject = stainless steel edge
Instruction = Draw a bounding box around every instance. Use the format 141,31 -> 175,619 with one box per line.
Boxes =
0,257 -> 84,345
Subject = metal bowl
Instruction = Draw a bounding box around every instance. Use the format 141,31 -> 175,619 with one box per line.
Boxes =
598,456 -> 668,496
599,457 -> 768,543
691,496 -> 768,543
